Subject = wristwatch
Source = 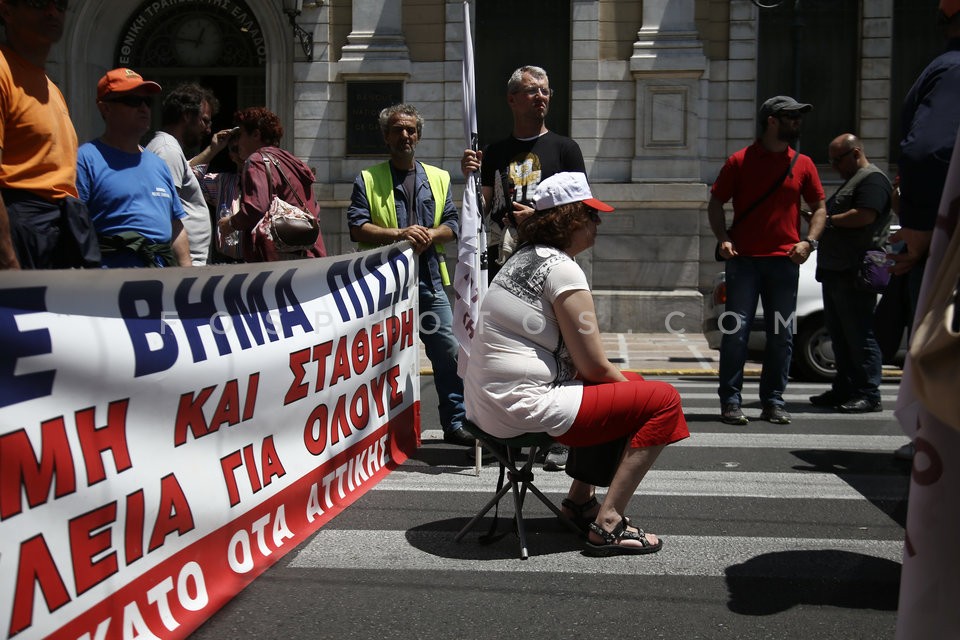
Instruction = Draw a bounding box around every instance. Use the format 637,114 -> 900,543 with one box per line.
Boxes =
804,237 -> 819,251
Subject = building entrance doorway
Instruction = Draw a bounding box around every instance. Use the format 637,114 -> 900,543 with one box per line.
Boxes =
115,0 -> 267,141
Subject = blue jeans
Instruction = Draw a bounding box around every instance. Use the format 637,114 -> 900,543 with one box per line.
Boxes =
718,256 -> 799,407
419,286 -> 466,433
821,273 -> 882,403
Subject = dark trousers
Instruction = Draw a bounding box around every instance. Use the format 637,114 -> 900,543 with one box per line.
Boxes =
718,256 -> 799,407
821,273 -> 882,403
4,190 -> 99,269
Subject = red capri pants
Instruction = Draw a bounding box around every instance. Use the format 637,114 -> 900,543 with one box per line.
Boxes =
555,372 -> 689,449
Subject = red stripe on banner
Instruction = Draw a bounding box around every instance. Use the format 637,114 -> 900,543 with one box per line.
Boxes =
42,403 -> 419,640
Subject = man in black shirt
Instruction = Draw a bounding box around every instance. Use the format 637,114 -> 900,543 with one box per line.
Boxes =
812,134 -> 892,413
461,65 -> 585,471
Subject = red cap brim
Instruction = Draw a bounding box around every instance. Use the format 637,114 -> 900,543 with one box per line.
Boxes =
584,197 -> 614,212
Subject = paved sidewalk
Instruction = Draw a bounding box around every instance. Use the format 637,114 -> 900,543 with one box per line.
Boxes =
422,331 -> 903,378
421,331 -> 758,376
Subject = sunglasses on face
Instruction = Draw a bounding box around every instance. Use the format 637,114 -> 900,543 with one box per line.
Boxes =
107,95 -> 152,108
20,0 -> 68,11
587,209 -> 602,223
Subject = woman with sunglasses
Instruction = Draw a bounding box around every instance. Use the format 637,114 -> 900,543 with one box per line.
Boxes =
464,172 -> 689,556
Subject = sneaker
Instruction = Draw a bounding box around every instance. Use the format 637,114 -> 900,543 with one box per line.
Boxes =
720,403 -> 749,425
809,390 -> 848,408
543,444 -> 569,471
837,398 -> 882,413
760,404 -> 791,424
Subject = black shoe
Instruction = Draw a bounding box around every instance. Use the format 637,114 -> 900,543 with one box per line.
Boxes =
443,427 -> 476,447
837,398 -> 882,413
809,390 -> 848,408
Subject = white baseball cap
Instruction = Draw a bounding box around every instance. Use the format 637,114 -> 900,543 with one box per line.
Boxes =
532,172 -> 614,212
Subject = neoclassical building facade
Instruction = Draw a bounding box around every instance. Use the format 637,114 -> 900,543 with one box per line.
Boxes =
27,0 -> 942,331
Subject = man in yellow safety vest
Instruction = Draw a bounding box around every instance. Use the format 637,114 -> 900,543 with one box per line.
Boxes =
347,103 -> 470,447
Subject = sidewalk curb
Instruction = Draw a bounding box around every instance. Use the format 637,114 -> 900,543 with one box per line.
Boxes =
419,367 -> 902,379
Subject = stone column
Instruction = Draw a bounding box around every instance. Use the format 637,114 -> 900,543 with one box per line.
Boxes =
338,0 -> 411,76
630,0 -> 706,181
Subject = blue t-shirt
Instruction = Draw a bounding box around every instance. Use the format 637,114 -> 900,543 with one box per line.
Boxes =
77,139 -> 186,244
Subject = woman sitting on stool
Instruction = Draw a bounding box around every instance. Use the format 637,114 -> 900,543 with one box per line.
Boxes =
464,172 -> 689,556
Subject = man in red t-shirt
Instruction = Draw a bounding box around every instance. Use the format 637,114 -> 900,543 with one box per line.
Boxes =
708,96 -> 827,425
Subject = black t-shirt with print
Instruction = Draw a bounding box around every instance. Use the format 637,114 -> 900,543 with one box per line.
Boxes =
480,131 -> 585,230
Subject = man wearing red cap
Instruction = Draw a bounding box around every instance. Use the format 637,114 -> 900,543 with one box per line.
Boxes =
75,69 -> 190,267
0,0 -> 98,269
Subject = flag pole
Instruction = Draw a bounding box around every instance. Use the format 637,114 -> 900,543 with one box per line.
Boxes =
454,0 -> 487,475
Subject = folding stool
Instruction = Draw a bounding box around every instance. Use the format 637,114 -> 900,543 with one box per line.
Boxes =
454,419 -> 582,559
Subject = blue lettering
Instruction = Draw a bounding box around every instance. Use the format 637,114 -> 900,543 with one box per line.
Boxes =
0,288 -> 53,408
327,249 -> 413,323
275,269 -> 313,338
119,281 -> 178,377
223,271 -> 277,348
175,276 -> 230,363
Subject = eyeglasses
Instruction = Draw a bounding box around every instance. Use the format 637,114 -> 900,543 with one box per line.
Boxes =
19,0 -> 68,11
830,147 -> 858,166
516,86 -> 554,98
106,95 -> 152,108
587,209 -> 601,223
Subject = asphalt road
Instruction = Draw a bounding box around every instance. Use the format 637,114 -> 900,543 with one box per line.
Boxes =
193,375 -> 909,640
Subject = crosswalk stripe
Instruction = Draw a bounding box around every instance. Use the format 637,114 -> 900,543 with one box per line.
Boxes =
679,408 -> 898,420
288,530 -> 903,576
653,391 -> 900,402
373,469 -> 907,500
420,430 -> 908,450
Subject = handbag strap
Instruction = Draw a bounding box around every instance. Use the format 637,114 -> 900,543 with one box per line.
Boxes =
261,152 -> 309,211
729,151 -> 800,232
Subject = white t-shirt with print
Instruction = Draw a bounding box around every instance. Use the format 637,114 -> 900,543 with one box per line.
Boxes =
464,244 -> 587,438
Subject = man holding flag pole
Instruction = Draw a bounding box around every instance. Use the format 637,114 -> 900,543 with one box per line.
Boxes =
460,55 -> 586,472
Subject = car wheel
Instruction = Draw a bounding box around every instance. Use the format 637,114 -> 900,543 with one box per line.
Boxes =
792,315 -> 836,382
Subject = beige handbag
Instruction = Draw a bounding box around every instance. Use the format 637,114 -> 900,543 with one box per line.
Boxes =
254,153 -> 320,253
909,224 -> 960,430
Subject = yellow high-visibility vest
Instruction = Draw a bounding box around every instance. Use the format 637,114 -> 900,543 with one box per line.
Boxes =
359,161 -> 450,285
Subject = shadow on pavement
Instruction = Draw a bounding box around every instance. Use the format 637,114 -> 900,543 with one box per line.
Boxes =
726,549 -> 900,615
405,516 -> 583,560
791,449 -> 910,527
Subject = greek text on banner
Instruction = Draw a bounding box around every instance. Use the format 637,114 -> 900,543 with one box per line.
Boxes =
0,244 -> 421,639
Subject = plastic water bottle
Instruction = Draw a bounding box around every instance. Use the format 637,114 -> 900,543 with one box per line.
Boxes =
220,203 -> 239,248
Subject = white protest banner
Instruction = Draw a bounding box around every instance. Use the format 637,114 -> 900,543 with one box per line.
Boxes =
0,245 -> 420,639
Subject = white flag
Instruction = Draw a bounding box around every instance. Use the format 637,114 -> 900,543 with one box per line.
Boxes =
453,0 -> 487,378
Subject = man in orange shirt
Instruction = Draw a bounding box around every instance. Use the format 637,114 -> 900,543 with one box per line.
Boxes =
0,0 -> 97,269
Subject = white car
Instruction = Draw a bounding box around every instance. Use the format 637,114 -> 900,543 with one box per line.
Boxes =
702,255 -> 905,382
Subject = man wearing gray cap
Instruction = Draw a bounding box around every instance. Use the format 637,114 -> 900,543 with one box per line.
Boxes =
708,95 -> 827,425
